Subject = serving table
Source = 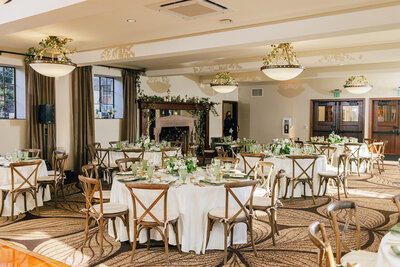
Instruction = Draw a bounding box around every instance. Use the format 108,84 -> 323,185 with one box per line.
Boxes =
109,169 -> 251,254
0,159 -> 50,216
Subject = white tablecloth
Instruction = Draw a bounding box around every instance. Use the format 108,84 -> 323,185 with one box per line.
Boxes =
375,232 -> 400,267
109,150 -> 178,167
331,144 -> 369,167
0,160 -> 50,216
238,155 -> 327,198
109,170 -> 250,254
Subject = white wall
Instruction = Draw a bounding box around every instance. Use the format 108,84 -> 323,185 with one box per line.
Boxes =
238,72 -> 400,144
140,75 -> 238,140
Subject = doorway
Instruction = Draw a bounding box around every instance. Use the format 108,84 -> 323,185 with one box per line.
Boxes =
370,98 -> 400,155
222,101 -> 238,139
311,99 -> 364,140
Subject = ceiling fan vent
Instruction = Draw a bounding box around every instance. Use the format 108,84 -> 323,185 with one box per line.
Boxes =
148,0 -> 231,19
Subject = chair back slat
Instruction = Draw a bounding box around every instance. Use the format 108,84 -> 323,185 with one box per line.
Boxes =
311,142 -> 330,154
53,154 -> 68,180
78,175 -> 102,217
125,183 -> 169,226
122,148 -> 145,160
217,157 -> 240,169
327,200 -> 361,265
116,157 -> 141,172
94,148 -> 111,168
254,161 -> 275,192
224,180 -> 258,223
10,161 -> 41,191
270,169 -> 285,205
161,148 -> 179,167
308,221 -> 336,267
291,155 -> 318,180
82,163 -> 99,179
344,143 -> 362,160
229,144 -> 243,158
320,146 -> 337,165
241,153 -> 265,176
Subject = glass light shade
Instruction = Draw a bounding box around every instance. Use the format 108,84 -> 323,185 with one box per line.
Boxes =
30,60 -> 76,78
345,85 -> 372,94
0,0 -> 9,4
210,84 -> 238,93
261,65 -> 304,81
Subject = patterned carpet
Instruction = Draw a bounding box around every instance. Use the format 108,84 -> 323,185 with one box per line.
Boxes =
1,165 -> 400,267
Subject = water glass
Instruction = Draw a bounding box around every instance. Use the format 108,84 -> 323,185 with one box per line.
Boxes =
132,163 -> 138,176
213,165 -> 220,180
225,163 -> 231,173
179,168 -> 188,184
142,159 -> 148,170
11,153 -> 17,163
147,166 -> 154,179
23,151 -> 29,160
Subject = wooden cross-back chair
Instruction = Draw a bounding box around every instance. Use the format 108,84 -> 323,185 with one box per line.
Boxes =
125,183 -> 180,264
27,149 -> 41,158
47,149 -> 66,176
318,154 -> 349,200
122,148 -> 145,160
252,169 -> 285,246
327,201 -> 376,266
217,157 -> 240,169
344,143 -> 363,176
170,141 -> 183,150
369,141 -> 385,174
115,157 -> 141,172
0,160 -> 41,220
161,147 -> 179,167
79,175 -> 129,255
254,161 -> 275,192
320,146 -> 337,166
363,138 -> 376,147
93,147 -> 114,181
215,146 -> 227,157
241,153 -> 265,177
206,180 -> 259,264
393,195 -> 400,222
284,155 -> 318,204
37,154 -> 68,207
81,164 -> 110,202
312,142 -> 331,154
308,221 -> 336,267
230,144 -> 244,158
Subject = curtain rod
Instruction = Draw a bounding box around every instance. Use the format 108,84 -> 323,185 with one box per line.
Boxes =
0,50 -> 146,72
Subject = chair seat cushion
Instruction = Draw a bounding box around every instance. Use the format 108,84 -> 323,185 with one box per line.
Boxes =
341,250 -> 377,267
38,175 -> 65,182
93,190 -> 111,200
47,170 -> 60,176
318,170 -> 338,177
91,203 -> 128,215
252,196 -> 272,209
140,209 -> 179,223
0,183 -> 32,191
208,207 -> 247,220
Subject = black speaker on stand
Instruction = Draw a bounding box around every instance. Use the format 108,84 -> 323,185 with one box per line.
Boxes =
39,104 -> 55,168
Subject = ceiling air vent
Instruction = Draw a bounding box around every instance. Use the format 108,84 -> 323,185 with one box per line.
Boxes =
147,0 -> 232,20
251,88 -> 263,97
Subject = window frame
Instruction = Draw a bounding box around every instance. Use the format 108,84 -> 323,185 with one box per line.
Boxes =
0,66 -> 16,120
94,75 -> 116,118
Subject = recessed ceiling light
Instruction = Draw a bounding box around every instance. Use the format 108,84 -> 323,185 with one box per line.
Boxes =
219,19 -> 232,24
126,19 -> 136,23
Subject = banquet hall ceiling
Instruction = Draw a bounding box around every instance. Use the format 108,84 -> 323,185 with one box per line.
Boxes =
1,0 -> 400,77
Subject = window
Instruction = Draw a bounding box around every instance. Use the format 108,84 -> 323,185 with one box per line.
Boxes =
0,66 -> 15,119
94,76 -> 115,118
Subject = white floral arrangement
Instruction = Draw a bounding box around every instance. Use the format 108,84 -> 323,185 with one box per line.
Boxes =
106,109 -> 116,115
164,154 -> 197,175
328,131 -> 341,144
270,138 -> 293,155
135,135 -> 151,149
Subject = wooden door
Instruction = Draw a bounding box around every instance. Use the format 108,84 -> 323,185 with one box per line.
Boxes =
311,99 -> 364,140
371,99 -> 400,154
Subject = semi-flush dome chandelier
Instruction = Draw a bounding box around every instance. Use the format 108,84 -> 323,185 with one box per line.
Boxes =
210,72 -> 238,93
0,0 -> 11,5
260,43 -> 305,81
343,75 -> 372,94
26,36 -> 76,78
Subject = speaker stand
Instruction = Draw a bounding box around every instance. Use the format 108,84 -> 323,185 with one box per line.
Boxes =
42,124 -> 51,169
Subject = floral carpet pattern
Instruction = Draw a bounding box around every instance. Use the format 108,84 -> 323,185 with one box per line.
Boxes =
1,165 -> 400,266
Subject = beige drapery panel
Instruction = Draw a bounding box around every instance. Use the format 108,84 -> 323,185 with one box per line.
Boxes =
121,69 -> 139,142
25,65 -> 56,161
71,66 -> 95,173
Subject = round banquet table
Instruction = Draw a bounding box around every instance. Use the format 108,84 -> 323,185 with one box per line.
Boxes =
238,155 -> 328,198
109,169 -> 250,254
375,232 -> 400,267
109,148 -> 178,167
0,160 -> 51,216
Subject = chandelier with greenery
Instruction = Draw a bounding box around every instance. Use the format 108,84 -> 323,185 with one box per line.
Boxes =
26,36 -> 76,78
210,72 -> 238,93
343,75 -> 372,94
260,43 -> 305,81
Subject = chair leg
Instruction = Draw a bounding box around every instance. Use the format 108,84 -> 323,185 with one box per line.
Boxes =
53,181 -> 58,208
205,217 -> 213,248
83,213 -> 90,247
249,218 -> 258,257
33,189 -> 39,215
23,192 -> 27,211
317,177 -> 324,197
335,179 -> 341,200
61,180 -> 66,202
303,181 -> 306,199
309,181 -> 315,204
290,180 -> 295,201
146,227 -> 151,250
172,221 -> 181,253
283,178 -> 289,199
130,222 -> 138,262
0,191 -> 6,217
270,212 -> 276,246
11,193 -> 14,221
342,178 -> 349,198
124,213 -> 130,246
164,225 -> 169,266
112,217 -> 117,238
223,222 -> 228,265
230,224 -> 234,246
99,217 -> 104,256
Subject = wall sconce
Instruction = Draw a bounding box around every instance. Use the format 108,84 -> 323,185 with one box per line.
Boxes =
332,89 -> 342,98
